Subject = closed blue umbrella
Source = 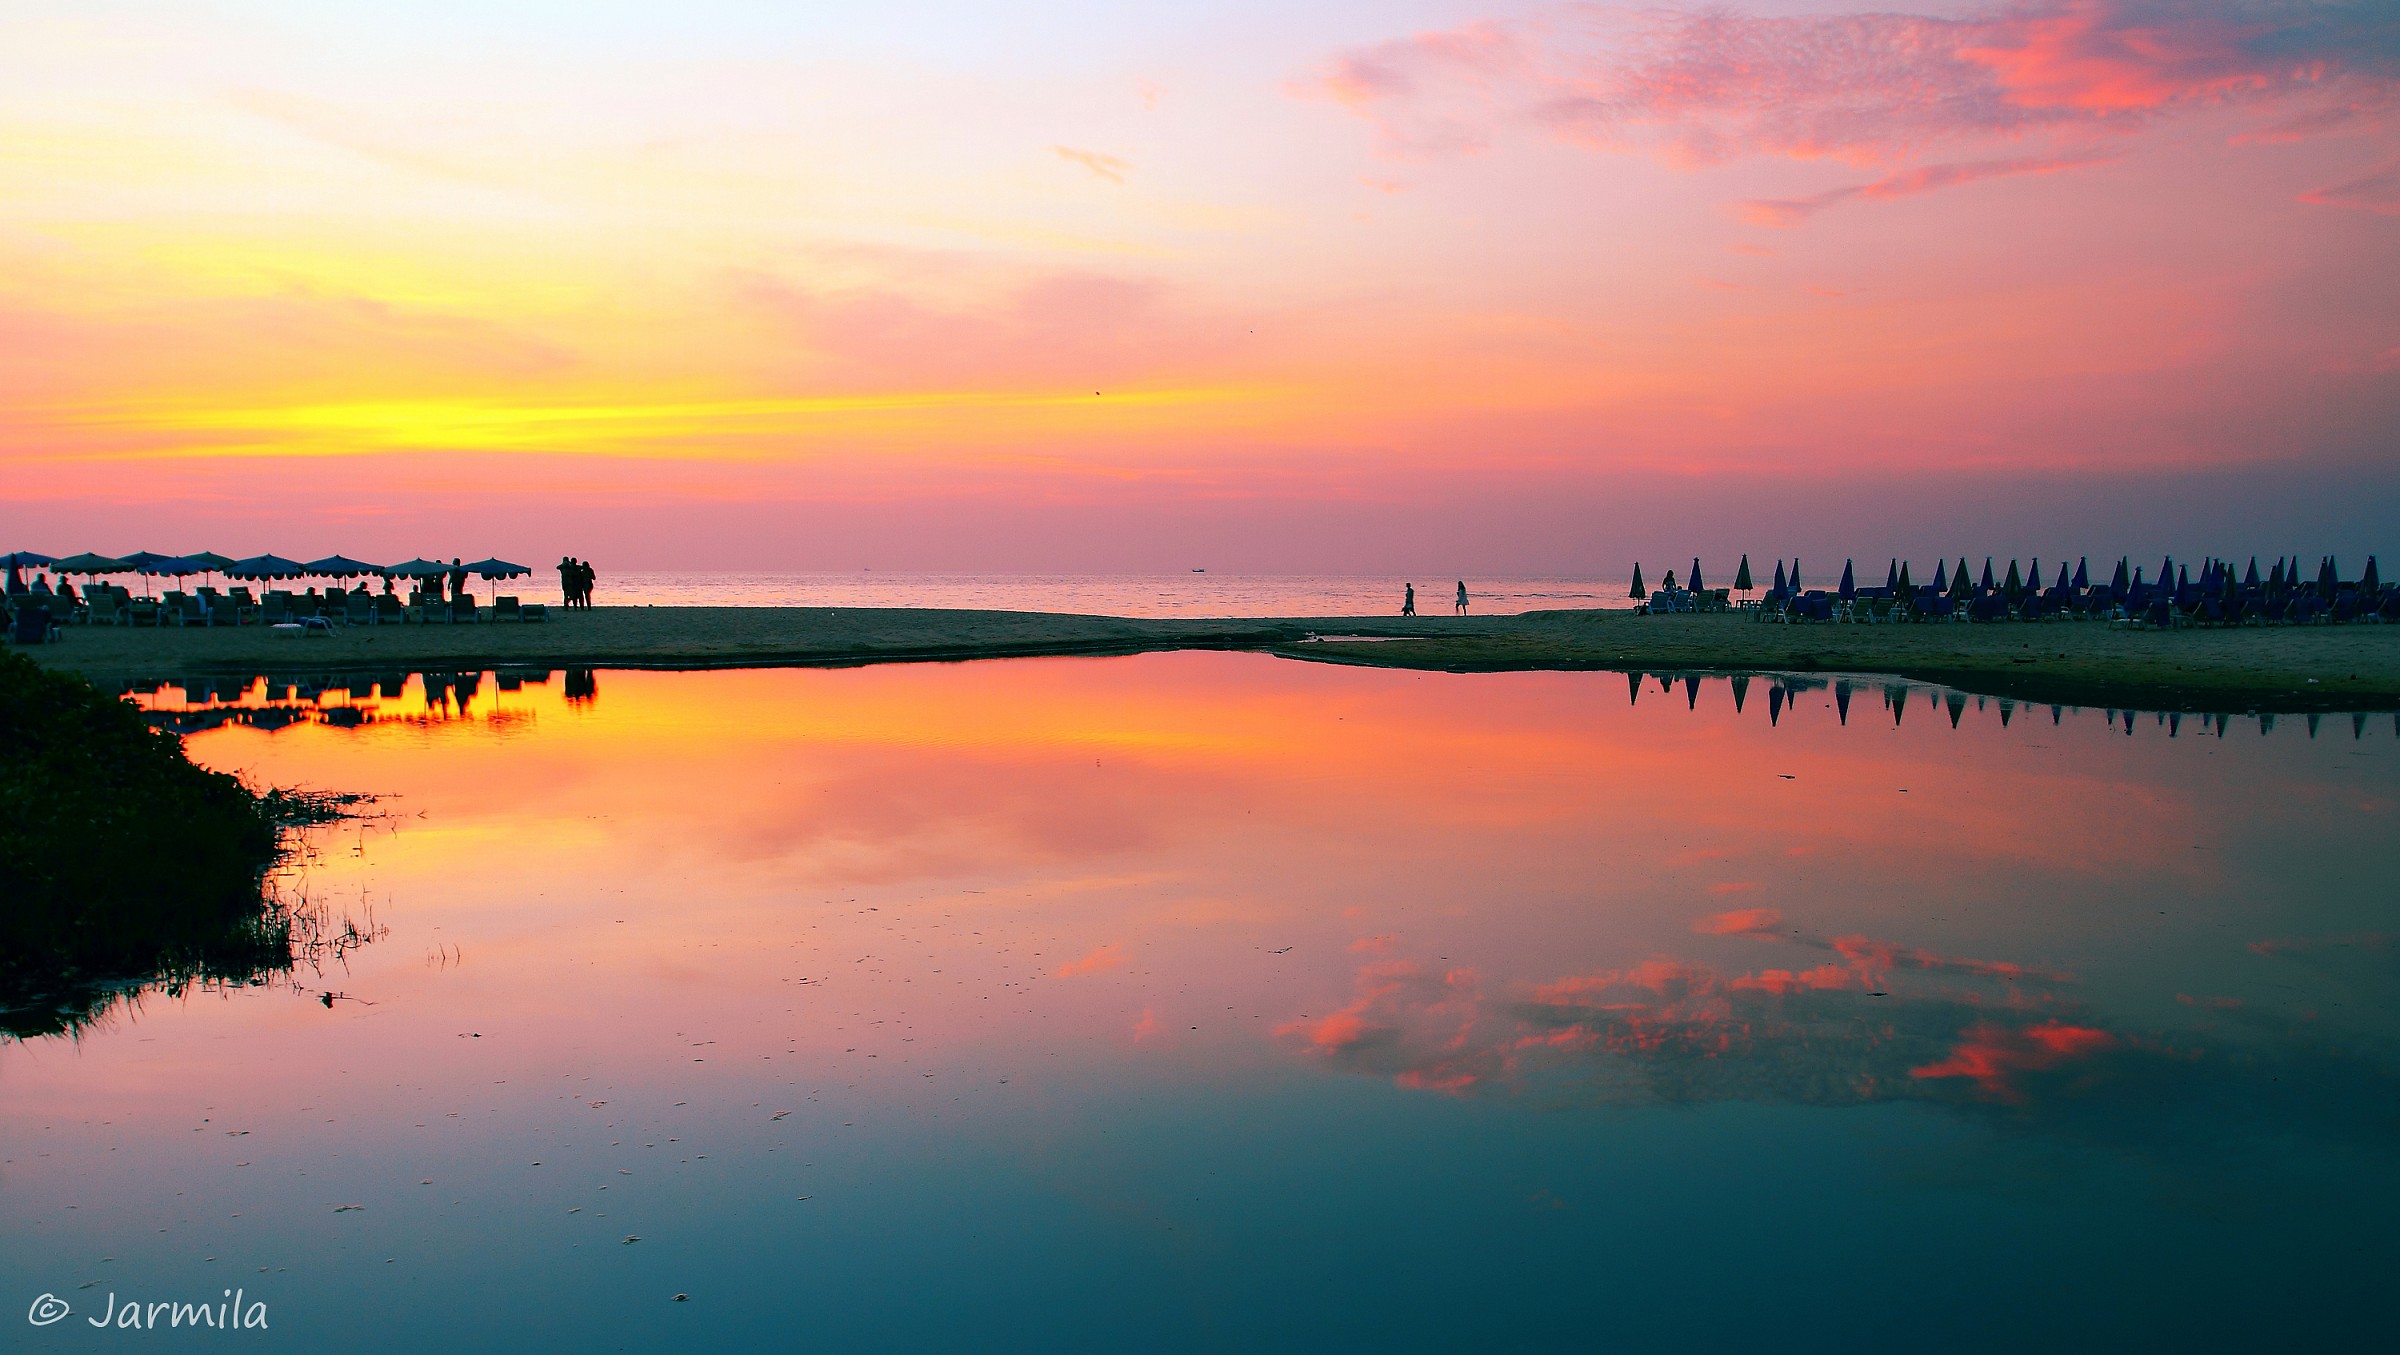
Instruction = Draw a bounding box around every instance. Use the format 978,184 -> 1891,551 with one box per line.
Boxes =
2109,557 -> 2129,595
2072,557 -> 2089,590
1883,559 -> 1899,592
1838,559 -> 1856,600
1771,560 -> 1787,593
1978,558 -> 1995,591
1689,558 -> 1704,593
2364,556 -> 2381,595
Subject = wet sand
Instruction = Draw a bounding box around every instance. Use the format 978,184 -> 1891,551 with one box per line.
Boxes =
22,605 -> 2400,711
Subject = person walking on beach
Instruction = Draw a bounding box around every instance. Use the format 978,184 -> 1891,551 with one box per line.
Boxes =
1402,583 -> 1416,616
578,559 -> 597,608
1454,580 -> 1469,615
558,557 -> 575,608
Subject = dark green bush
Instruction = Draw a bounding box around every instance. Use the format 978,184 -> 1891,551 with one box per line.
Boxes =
0,651 -> 284,1009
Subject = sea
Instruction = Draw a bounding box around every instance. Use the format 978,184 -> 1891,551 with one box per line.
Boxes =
592,572 -> 1639,616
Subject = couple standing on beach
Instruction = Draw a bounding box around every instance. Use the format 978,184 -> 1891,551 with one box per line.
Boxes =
558,558 -> 597,609
1401,581 -> 1470,616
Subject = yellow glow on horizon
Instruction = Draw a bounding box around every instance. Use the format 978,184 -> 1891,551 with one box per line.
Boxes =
17,384 -> 1299,462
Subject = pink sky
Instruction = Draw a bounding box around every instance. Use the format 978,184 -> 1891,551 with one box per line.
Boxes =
2,1 -> 2395,572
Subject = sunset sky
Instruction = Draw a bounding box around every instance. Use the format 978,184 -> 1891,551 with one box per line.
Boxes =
4,0 -> 2396,571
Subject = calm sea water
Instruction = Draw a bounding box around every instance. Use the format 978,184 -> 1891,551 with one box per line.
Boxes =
592,572 -> 1638,616
8,656 -> 2397,1351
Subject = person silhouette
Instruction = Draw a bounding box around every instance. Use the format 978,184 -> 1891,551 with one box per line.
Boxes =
559,557 -> 575,607
1402,583 -> 1416,616
1454,580 -> 1469,615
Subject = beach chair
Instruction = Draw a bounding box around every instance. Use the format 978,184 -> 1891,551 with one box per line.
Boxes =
451,593 -> 480,623
344,593 -> 374,627
375,594 -> 406,625
166,593 -> 206,628
85,591 -> 122,626
492,595 -> 521,622
8,599 -> 58,644
519,602 -> 548,622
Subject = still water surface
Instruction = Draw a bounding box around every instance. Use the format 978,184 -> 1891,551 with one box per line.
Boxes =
7,655 -> 2397,1351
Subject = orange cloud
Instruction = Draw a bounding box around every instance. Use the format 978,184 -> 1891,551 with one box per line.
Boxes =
1696,906 -> 1782,935
1055,942 -> 1126,978
1052,145 -> 1131,184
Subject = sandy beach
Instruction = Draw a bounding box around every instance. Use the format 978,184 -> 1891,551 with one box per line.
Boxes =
23,605 -> 2400,711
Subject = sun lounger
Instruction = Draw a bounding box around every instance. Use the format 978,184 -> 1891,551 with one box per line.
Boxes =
167,594 -> 207,628
344,594 -> 374,626
519,602 -> 547,622
375,594 -> 406,625
492,595 -> 522,621
9,600 -> 58,644
451,593 -> 480,623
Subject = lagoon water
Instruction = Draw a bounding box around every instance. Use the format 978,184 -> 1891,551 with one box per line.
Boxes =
7,654 -> 2398,1350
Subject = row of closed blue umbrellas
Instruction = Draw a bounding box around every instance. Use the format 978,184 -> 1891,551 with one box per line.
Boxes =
1,549 -> 528,581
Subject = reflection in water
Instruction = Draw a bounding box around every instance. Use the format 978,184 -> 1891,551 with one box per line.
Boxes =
10,655 -> 2396,1350
1288,918 -> 2400,1165
118,666 -> 2399,738
2,887 -> 388,1041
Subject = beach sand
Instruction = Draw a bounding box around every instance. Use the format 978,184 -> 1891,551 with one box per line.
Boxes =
22,605 -> 2400,712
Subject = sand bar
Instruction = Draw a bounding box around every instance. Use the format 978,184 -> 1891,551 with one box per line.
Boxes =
23,605 -> 2400,712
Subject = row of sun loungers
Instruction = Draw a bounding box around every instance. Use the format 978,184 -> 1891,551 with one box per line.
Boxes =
5,586 -> 549,642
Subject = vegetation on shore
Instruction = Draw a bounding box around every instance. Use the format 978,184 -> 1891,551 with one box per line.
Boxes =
0,649 -> 366,1036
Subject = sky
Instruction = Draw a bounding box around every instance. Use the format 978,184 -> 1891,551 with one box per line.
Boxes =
2,0 -> 2396,572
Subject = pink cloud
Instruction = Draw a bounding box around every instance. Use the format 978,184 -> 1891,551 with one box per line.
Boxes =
1737,153 -> 2117,226
1310,2 -> 2399,166
2299,156 -> 2400,213
1910,1019 -> 2116,1103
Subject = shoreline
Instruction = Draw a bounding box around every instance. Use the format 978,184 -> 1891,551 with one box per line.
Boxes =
21,604 -> 2400,713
